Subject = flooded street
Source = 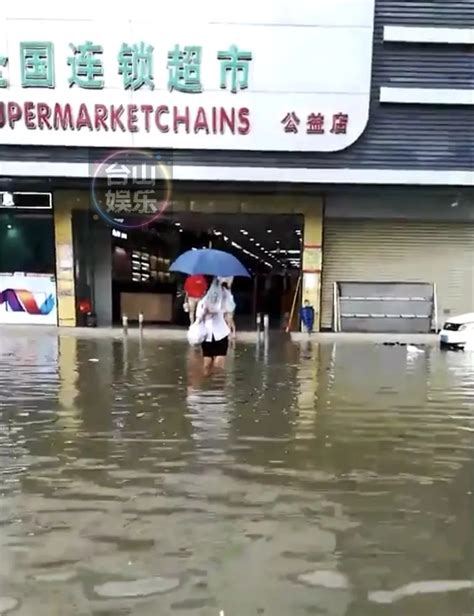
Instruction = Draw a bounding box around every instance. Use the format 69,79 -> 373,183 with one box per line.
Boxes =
0,331 -> 473,616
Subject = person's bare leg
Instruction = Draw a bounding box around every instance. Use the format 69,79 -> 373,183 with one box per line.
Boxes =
225,313 -> 236,339
203,356 -> 213,376
214,355 -> 226,369
189,302 -> 196,325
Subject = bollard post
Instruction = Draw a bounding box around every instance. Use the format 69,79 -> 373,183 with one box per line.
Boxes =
138,312 -> 144,334
256,313 -> 262,335
263,314 -> 270,336
122,314 -> 128,335
263,315 -> 269,363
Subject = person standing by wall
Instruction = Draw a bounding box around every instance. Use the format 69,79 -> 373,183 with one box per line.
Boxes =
300,299 -> 315,334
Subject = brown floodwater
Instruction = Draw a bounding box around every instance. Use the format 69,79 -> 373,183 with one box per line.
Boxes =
0,332 -> 473,616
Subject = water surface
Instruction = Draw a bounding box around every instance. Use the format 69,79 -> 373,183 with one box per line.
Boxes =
0,332 -> 473,615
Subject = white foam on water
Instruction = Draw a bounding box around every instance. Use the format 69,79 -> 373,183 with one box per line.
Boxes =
0,597 -> 19,614
94,576 -> 180,598
297,570 -> 350,590
369,580 -> 474,604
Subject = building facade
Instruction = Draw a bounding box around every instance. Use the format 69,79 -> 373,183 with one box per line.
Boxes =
0,0 -> 472,330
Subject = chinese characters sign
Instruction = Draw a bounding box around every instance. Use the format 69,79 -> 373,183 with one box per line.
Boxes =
2,41 -> 251,93
0,0 -> 375,151
282,112 -> 349,135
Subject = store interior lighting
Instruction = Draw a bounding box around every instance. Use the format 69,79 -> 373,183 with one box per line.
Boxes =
169,215 -> 302,272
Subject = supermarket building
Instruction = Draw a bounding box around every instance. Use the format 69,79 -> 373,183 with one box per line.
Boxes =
0,0 -> 472,331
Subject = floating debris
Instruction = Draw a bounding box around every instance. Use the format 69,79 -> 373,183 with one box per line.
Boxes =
406,345 -> 424,355
369,580 -> 474,604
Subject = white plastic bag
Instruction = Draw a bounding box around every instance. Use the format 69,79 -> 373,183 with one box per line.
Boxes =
222,289 -> 236,314
187,320 -> 206,345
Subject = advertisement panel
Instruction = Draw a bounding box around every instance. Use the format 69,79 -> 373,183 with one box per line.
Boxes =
0,272 -> 58,325
0,0 -> 375,152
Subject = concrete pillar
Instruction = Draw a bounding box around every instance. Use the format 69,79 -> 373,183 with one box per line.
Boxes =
91,220 -> 112,326
54,192 -> 76,327
301,202 -> 324,331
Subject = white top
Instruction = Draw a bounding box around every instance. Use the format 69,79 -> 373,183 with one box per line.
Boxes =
196,297 -> 231,342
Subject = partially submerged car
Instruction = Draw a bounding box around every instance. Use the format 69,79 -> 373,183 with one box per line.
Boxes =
439,313 -> 474,350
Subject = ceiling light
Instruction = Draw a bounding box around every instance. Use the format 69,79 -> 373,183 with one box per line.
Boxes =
223,235 -> 229,241
249,237 -> 255,242
1,192 -> 14,207
240,229 -> 248,235
174,222 -> 181,227
266,229 -> 272,233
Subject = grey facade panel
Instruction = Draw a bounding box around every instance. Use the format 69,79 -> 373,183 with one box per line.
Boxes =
378,0 -> 474,27
377,46 -> 474,89
0,0 -> 473,174
326,191 -> 474,221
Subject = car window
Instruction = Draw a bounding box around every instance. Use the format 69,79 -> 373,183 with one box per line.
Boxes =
443,322 -> 460,331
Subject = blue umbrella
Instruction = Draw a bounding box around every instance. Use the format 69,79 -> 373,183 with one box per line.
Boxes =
169,248 -> 250,277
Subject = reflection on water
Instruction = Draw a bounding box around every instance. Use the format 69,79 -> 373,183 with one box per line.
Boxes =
0,332 -> 473,615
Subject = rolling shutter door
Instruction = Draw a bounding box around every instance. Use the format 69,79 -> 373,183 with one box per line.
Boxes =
321,220 -> 474,330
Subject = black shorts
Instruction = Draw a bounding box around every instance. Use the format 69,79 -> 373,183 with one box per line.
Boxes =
201,336 -> 229,358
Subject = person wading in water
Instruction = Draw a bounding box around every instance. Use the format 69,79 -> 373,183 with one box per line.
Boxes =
195,278 -> 235,374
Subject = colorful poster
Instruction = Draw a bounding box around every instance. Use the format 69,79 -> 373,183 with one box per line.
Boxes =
0,272 -> 58,325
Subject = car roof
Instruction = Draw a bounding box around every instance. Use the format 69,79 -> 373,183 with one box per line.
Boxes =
445,313 -> 474,324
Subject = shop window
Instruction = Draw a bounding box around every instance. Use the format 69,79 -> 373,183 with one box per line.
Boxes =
0,215 -> 55,274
